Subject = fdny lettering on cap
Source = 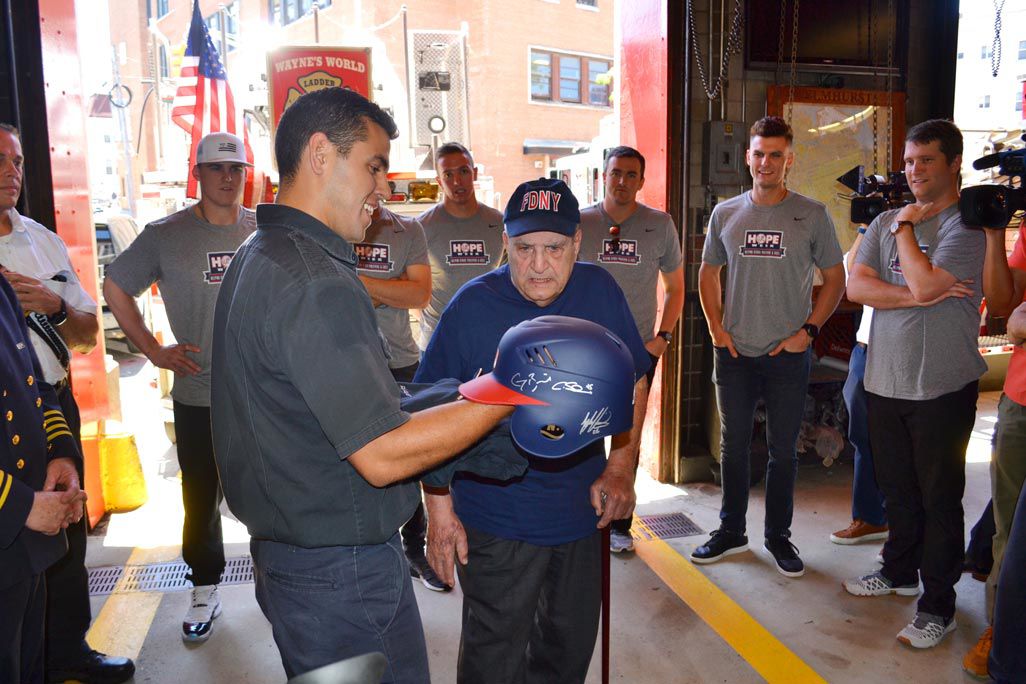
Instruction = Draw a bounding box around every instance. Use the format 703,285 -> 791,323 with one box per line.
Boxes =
739,230 -> 786,258
204,251 -> 236,284
355,242 -> 395,273
597,239 -> 640,265
519,189 -> 563,213
446,240 -> 490,266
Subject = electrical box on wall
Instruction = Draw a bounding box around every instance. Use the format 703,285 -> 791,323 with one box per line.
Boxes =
702,121 -> 746,187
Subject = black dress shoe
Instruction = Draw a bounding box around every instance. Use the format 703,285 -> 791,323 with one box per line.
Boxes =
47,650 -> 136,684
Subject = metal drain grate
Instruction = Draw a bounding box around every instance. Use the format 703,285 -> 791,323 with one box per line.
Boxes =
635,512 -> 703,541
87,556 -> 254,596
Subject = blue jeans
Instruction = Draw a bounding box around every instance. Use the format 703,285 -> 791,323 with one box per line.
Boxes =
251,534 -> 429,683
842,343 -> 886,526
990,478 -> 1026,683
713,347 -> 811,538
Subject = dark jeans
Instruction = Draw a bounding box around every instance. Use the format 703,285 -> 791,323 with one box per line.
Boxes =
713,347 -> 811,538
251,534 -> 429,683
610,352 -> 660,536
390,363 -> 428,560
172,401 -> 225,586
456,527 -> 601,684
990,479 -> 1026,683
868,381 -> 978,620
842,344 -> 886,526
0,573 -> 46,684
44,384 -> 92,663
966,500 -> 995,574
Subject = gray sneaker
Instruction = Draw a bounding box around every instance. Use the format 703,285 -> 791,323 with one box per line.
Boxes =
842,571 -> 919,597
897,612 -> 957,648
610,529 -> 635,554
409,557 -> 451,593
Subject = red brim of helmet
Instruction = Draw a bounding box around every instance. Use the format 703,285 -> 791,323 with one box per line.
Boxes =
459,373 -> 550,406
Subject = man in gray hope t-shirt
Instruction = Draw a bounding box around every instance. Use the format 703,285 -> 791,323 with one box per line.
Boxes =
843,119 -> 985,650
418,142 -> 504,350
355,205 -> 447,591
104,132 -> 256,644
695,116 -> 845,578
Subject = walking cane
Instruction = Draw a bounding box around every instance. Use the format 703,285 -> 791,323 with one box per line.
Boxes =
602,524 -> 610,684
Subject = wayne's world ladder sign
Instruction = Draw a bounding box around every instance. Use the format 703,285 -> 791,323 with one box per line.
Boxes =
266,46 -> 373,161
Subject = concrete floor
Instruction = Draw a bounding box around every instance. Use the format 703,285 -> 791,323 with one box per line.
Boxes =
80,356 -> 998,683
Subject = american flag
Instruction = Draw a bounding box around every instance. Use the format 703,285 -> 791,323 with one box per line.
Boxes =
171,0 -> 257,203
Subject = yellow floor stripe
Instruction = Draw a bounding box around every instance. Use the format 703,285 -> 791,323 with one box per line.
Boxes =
85,548 -> 163,661
633,519 -> 828,684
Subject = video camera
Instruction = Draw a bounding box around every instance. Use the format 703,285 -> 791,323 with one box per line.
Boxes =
836,165 -> 912,224
959,136 -> 1026,229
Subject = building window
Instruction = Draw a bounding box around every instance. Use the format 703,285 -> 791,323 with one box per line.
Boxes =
982,45 -> 991,59
206,2 -> 239,52
577,0 -> 598,7
559,55 -> 581,102
957,51 -> 964,59
159,45 -> 169,78
270,0 -> 332,26
588,59 -> 611,105
156,0 -> 169,18
1019,40 -> 1026,60
1017,89 -> 1023,112
980,95 -> 991,109
530,49 -> 612,107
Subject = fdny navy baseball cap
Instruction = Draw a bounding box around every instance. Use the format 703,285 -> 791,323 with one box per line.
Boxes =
504,178 -> 580,237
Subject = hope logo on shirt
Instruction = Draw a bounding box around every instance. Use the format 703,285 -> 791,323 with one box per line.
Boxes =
204,251 -> 236,284
445,240 -> 490,266
739,230 -> 786,258
355,242 -> 394,273
597,239 -> 640,265
888,243 -> 930,275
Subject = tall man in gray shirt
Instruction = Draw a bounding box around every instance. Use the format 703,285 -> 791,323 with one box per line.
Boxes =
844,119 -> 986,650
417,142 -> 504,350
579,145 -> 684,553
210,87 -> 512,682
104,132 -> 256,644
355,206 -> 446,591
696,116 -> 845,578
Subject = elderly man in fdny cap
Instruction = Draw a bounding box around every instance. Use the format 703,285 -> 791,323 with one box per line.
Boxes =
415,177 -> 651,683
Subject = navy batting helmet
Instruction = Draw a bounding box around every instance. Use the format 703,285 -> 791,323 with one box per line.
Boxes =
458,315 -> 636,458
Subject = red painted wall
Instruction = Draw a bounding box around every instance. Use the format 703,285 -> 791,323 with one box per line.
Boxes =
39,0 -> 109,523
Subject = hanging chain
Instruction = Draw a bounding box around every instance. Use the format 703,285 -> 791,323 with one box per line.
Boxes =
687,0 -> 745,101
786,0 -> 800,124
776,0 -> 787,86
885,0 -> 895,170
870,1 -> 879,174
991,0 -> 1006,77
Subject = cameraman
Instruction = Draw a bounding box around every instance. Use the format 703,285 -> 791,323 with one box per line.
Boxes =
844,119 -> 985,649
961,217 -> 1026,677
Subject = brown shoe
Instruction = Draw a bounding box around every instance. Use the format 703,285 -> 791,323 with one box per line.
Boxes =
830,520 -> 889,545
962,627 -> 992,679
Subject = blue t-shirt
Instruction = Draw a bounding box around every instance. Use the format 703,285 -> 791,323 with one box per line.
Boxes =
415,262 -> 650,546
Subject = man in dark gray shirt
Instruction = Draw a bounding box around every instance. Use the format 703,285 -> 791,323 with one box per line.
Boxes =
211,88 -> 511,682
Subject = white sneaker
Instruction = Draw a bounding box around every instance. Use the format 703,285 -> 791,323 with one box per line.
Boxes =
183,585 -> 222,643
897,612 -> 956,649
610,530 -> 635,554
842,571 -> 919,597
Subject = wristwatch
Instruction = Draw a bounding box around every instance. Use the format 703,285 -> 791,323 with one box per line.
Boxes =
801,323 -> 819,339
656,330 -> 673,344
48,298 -> 68,327
890,220 -> 914,236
